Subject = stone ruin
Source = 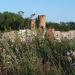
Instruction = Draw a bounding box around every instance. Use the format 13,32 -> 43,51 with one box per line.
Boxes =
30,15 -> 46,31
38,15 -> 46,30
2,14 -> 75,42
29,19 -> 35,30
45,28 -> 55,40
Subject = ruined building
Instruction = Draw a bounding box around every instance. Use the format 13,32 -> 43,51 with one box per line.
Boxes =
3,14 -> 75,42
29,19 -> 35,30
30,15 -> 46,31
38,15 -> 46,31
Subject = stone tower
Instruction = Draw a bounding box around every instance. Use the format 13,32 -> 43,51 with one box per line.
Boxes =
29,19 -> 35,30
38,15 -> 46,31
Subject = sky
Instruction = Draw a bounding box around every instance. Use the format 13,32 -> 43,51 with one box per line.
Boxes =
0,0 -> 75,22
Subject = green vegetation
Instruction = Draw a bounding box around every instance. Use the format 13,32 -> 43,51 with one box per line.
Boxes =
0,11 -> 75,31
0,11 -> 29,31
0,11 -> 75,75
46,22 -> 75,31
0,32 -> 75,75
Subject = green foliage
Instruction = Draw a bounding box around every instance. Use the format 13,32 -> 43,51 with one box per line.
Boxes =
46,22 -> 75,31
0,11 -> 26,31
0,11 -> 75,31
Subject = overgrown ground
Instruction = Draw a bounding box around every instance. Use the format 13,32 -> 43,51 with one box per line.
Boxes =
0,31 -> 75,75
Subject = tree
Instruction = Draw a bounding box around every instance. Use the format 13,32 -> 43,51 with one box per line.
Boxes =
18,11 -> 24,17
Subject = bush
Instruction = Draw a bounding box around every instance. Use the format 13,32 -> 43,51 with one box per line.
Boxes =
0,32 -> 75,75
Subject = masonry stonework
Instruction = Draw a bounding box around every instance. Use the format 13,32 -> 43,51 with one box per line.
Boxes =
2,15 -> 75,42
46,28 -> 55,40
29,19 -> 35,30
38,15 -> 46,31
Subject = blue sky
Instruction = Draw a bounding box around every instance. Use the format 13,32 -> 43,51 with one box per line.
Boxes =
0,0 -> 75,22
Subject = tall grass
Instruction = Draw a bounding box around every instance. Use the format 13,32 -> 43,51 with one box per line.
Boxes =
0,31 -> 75,75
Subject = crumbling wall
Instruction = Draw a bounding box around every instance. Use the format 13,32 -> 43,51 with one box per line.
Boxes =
47,29 -> 75,41
46,28 -> 75,41
2,14 -> 75,41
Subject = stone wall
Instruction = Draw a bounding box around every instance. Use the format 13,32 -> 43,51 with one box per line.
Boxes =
46,29 -> 75,41
2,14 -> 75,41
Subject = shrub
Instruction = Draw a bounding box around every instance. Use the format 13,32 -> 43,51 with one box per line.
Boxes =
0,32 -> 75,75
